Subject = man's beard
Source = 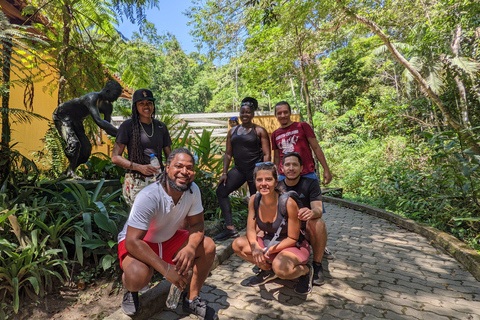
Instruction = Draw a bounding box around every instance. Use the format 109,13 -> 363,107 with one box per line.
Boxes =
285,173 -> 301,181
167,175 -> 192,192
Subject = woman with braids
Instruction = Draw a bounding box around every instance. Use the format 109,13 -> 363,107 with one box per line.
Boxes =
215,97 -> 271,241
232,162 -> 313,295
112,89 -> 172,207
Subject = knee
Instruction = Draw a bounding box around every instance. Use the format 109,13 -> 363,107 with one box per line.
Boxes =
232,237 -> 247,255
272,259 -> 290,279
216,185 -> 228,198
203,237 -> 216,258
307,218 -> 327,238
123,261 -> 151,290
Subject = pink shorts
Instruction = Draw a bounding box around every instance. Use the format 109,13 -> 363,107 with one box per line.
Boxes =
257,237 -> 310,264
118,229 -> 189,269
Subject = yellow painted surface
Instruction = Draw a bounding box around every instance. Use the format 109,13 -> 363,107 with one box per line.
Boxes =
8,62 -> 58,158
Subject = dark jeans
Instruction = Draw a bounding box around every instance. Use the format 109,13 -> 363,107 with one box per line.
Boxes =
216,166 -> 256,227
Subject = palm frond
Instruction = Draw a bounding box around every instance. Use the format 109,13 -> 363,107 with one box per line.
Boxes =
0,108 -> 49,124
449,56 -> 480,75
371,42 -> 414,56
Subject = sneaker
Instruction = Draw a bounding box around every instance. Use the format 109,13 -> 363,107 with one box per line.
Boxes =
214,228 -> 239,241
122,291 -> 139,316
294,264 -> 314,295
139,284 -> 149,294
248,269 -> 277,286
312,262 -> 325,286
324,247 -> 335,260
182,296 -> 218,320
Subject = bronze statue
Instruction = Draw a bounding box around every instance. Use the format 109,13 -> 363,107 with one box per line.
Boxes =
53,81 -> 122,179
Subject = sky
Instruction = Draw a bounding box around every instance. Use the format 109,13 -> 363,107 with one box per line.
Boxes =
116,0 -> 197,54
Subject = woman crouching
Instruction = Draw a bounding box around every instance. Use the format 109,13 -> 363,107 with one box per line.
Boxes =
232,162 -> 313,294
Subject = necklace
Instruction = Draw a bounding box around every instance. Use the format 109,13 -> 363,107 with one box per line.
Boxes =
140,120 -> 154,138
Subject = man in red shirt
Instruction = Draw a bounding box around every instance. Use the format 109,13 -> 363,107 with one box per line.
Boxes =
271,101 -> 332,185
272,101 -> 334,260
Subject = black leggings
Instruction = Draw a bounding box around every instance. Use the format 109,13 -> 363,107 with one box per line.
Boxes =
216,166 -> 257,227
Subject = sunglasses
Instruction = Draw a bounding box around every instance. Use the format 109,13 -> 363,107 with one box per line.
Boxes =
284,152 -> 300,157
255,161 -> 275,167
241,101 -> 254,107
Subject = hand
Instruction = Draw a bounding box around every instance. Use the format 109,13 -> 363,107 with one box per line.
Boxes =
252,245 -> 266,266
217,173 -> 228,187
298,207 -> 313,221
323,169 -> 332,185
165,264 -> 189,291
172,244 -> 196,276
138,164 -> 159,176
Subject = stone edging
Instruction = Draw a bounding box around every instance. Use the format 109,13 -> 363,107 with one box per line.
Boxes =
104,232 -> 244,320
323,195 -> 480,282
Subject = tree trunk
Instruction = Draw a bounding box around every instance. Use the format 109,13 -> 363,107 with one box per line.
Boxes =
1,42 -> 12,183
341,6 -> 480,154
57,2 -> 73,105
295,27 -> 314,128
290,78 -> 299,110
450,25 -> 471,128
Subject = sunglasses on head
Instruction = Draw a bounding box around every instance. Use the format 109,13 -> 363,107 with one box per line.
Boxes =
241,101 -> 254,107
284,152 -> 300,157
255,161 -> 275,167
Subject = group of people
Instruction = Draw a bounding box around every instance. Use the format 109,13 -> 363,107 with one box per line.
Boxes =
108,89 -> 333,320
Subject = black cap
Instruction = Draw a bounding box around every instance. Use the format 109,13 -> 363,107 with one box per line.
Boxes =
132,89 -> 155,105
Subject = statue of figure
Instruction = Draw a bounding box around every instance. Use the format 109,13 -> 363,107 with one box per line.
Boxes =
53,80 -> 122,179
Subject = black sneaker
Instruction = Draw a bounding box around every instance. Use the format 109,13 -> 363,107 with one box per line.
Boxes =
312,262 -> 325,286
214,228 -> 239,241
182,296 -> 218,320
294,264 -> 314,294
324,247 -> 335,260
248,269 -> 277,286
122,291 -> 139,316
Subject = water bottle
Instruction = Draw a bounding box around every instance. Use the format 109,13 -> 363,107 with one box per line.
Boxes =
150,153 -> 160,178
150,153 -> 160,168
166,269 -> 192,309
166,284 -> 182,309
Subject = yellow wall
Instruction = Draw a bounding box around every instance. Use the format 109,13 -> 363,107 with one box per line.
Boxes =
8,63 -> 58,158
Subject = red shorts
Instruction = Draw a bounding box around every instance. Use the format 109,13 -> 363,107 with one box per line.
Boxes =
257,237 -> 311,264
118,229 -> 189,270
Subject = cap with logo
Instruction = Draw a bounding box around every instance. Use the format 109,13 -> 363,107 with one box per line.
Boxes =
132,89 -> 155,105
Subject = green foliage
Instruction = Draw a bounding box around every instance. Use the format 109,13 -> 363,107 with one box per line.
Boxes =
77,152 -> 125,180
331,131 -> 480,251
0,143 -> 39,198
189,129 -> 224,219
0,230 -> 68,314
32,123 -> 67,179
61,179 -> 127,269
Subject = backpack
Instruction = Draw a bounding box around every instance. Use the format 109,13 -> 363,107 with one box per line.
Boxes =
253,191 -> 305,251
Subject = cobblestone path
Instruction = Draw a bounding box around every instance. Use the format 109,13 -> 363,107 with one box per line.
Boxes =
153,203 -> 480,320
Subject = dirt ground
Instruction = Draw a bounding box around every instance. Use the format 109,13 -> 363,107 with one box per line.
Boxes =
9,279 -> 124,320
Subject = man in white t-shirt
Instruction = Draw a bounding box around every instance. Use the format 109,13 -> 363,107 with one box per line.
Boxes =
117,147 -> 218,320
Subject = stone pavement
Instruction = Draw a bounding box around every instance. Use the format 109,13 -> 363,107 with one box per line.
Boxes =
151,203 -> 480,320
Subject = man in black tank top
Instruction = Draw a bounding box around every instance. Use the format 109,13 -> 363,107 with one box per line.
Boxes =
215,97 -> 271,241
277,152 -> 328,286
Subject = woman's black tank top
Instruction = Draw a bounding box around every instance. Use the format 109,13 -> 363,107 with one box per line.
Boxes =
255,193 -> 290,241
231,125 -> 263,170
